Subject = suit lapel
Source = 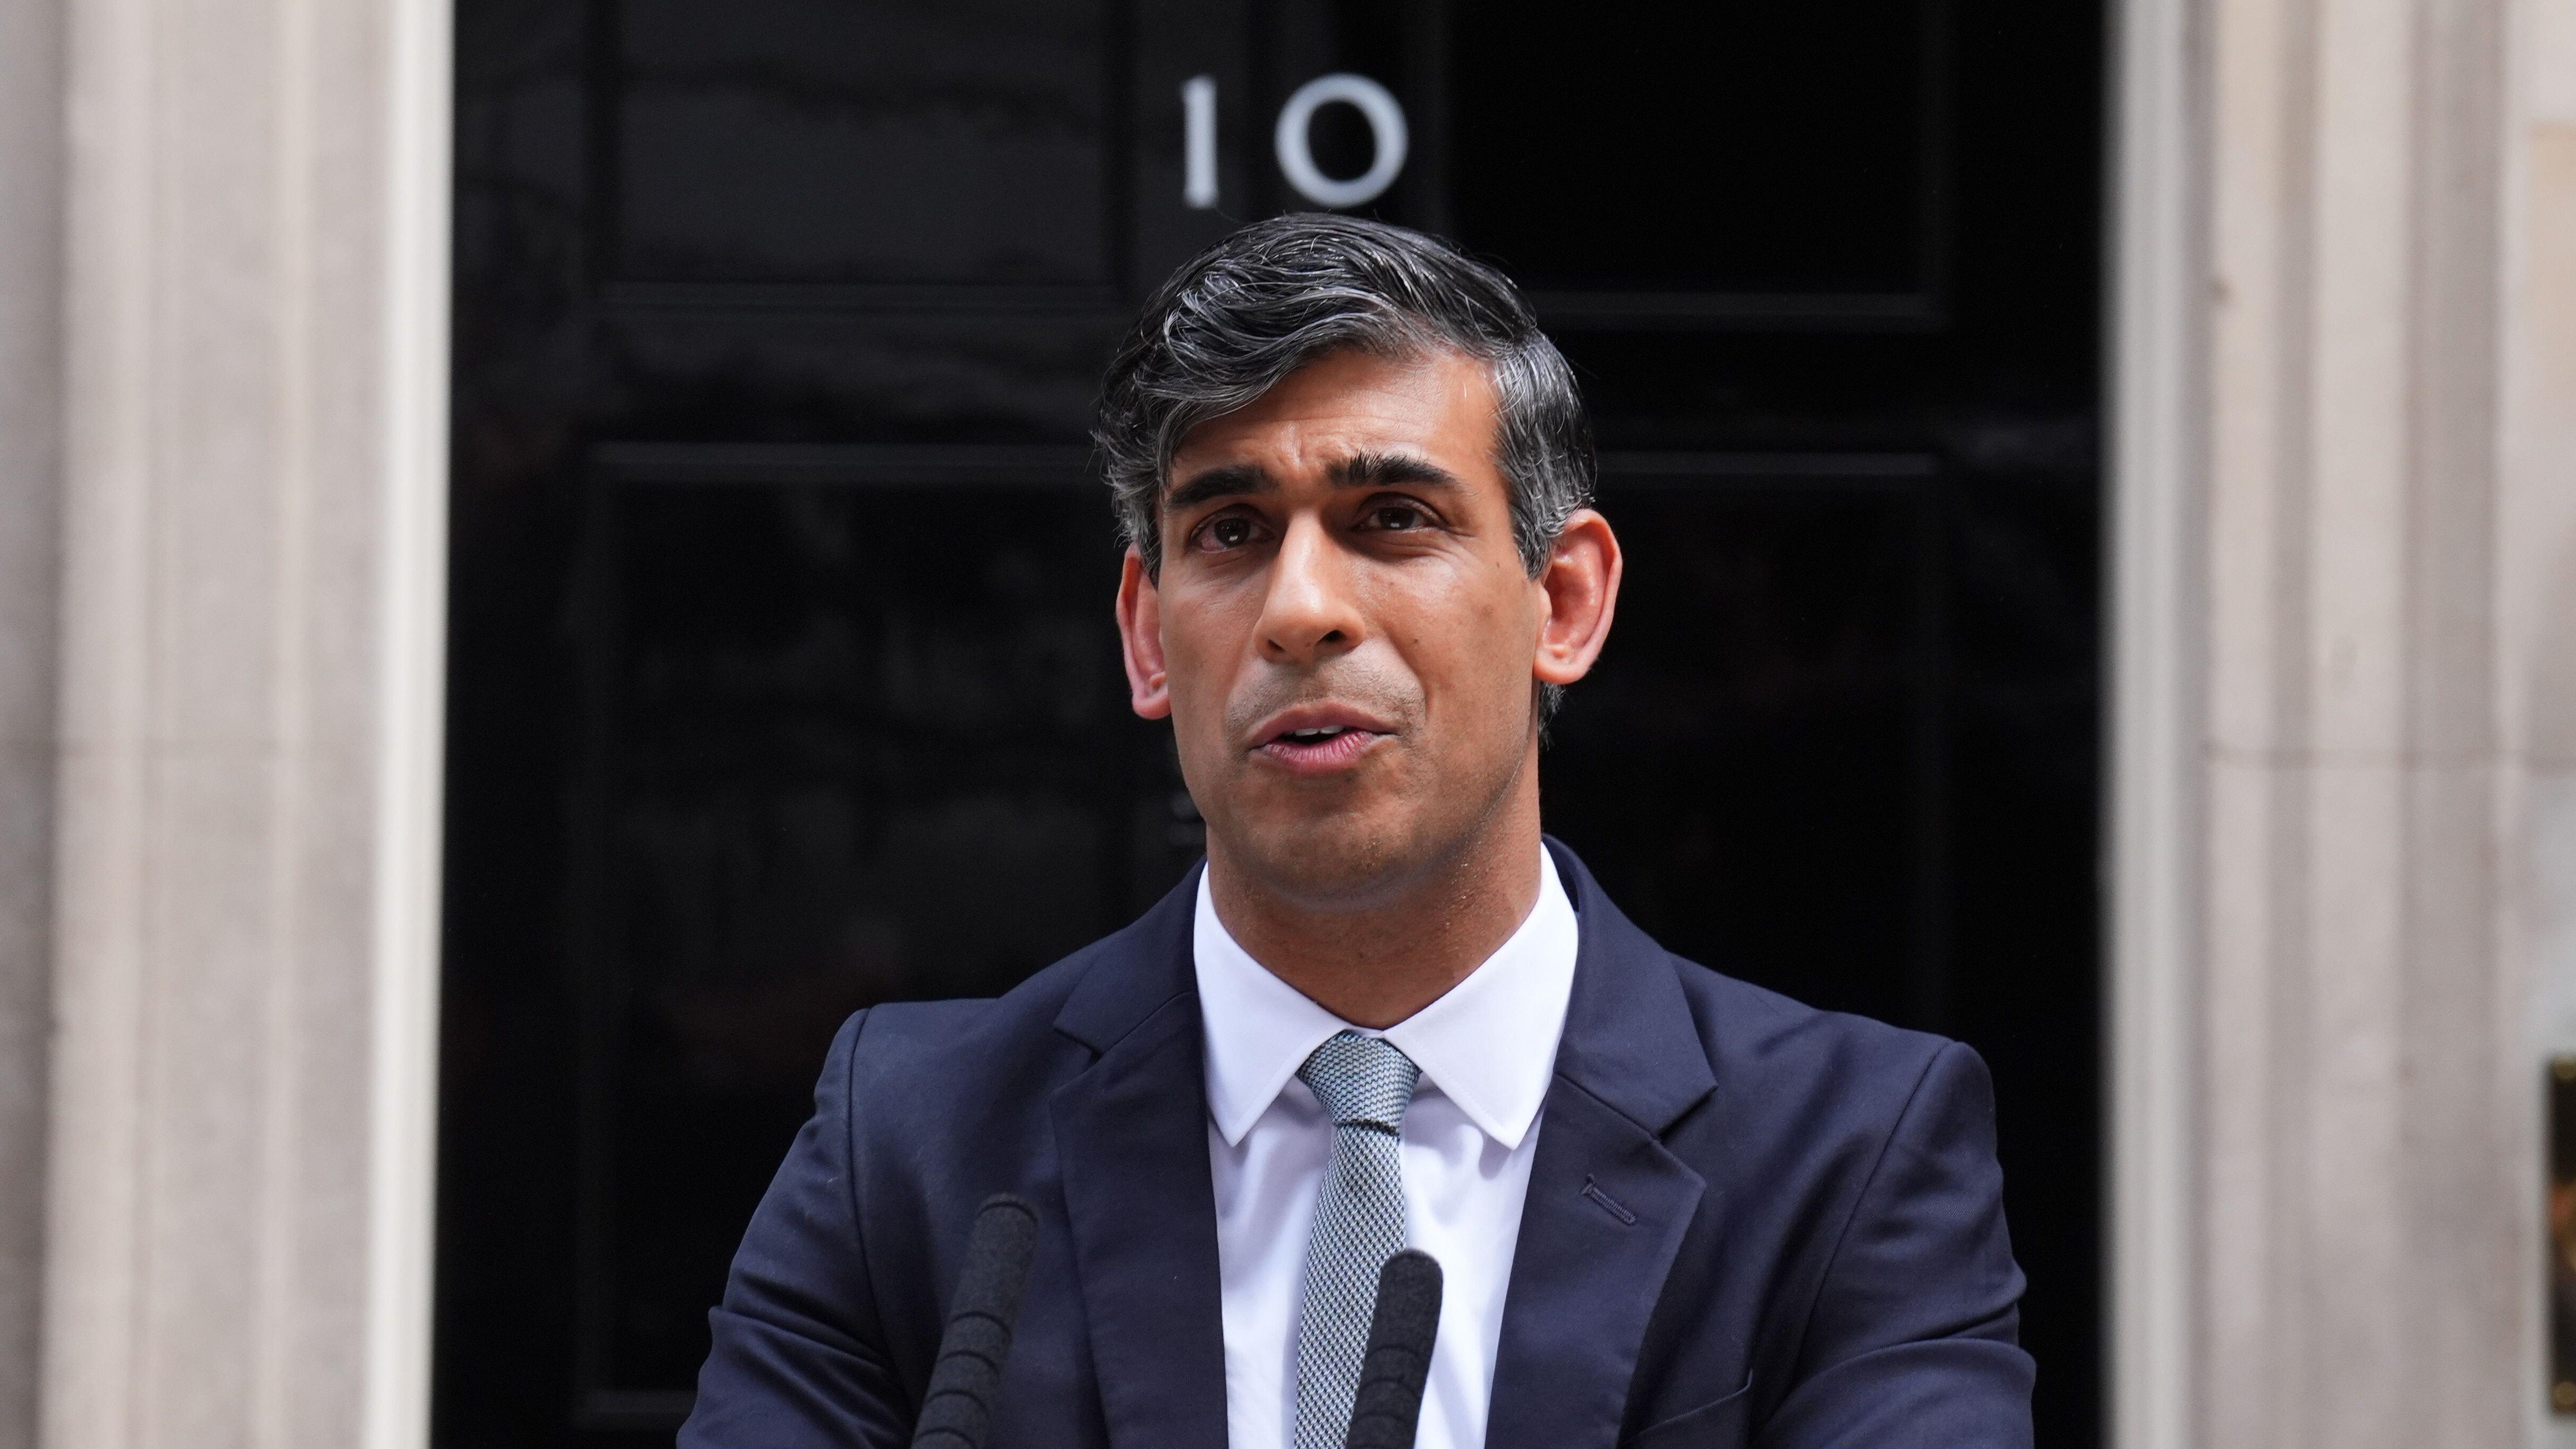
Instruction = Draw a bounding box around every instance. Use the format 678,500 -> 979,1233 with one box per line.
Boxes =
1484,843 -> 1719,1449
1049,870 -> 1229,1449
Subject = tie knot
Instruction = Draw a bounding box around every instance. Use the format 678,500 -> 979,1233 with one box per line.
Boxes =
1297,1031 -> 1419,1132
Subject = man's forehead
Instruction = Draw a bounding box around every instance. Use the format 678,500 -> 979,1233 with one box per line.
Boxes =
1165,349 -> 1498,484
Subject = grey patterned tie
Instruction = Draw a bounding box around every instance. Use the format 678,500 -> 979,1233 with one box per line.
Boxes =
1292,1031 -> 1422,1449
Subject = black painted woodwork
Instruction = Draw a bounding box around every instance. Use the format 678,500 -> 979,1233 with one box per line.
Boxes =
438,0 -> 2104,1443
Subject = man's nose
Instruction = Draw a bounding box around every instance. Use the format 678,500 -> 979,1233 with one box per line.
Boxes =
1255,514 -> 1364,667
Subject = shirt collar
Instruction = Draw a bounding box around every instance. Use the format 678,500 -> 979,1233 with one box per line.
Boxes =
1192,848 -> 1580,1151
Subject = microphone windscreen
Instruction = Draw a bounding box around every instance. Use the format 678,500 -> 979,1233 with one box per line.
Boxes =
911,1193 -> 1041,1449
1344,1248 -> 1443,1449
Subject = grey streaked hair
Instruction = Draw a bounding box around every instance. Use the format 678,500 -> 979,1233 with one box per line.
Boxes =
1092,213 -> 1595,581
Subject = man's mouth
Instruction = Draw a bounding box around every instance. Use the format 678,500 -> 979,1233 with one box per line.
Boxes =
1253,716 -> 1389,772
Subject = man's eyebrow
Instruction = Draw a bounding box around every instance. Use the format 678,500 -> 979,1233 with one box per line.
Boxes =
1164,463 -> 1272,515
1333,452 -> 1464,490
1162,452 -> 1462,514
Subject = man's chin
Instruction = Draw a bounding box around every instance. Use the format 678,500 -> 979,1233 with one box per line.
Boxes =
1215,812 -> 1446,912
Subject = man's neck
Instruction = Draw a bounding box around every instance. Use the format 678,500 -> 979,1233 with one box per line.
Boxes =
1203,800 -> 1545,1031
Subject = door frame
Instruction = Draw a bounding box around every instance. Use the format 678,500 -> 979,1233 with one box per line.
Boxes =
370,0 -> 456,1443
2105,0 -> 2201,1442
380,0 -> 2182,1440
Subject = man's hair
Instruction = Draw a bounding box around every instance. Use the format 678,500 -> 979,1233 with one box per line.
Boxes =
1092,214 -> 1595,581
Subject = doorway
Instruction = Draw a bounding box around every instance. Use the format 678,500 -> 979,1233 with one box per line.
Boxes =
437,1 -> 2104,1441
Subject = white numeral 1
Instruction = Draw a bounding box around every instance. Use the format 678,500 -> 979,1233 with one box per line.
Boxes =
1182,75 -> 1219,209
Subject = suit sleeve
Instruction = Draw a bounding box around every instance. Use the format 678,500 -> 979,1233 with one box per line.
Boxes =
1761,1041 -> 2036,1449
679,1010 -> 911,1449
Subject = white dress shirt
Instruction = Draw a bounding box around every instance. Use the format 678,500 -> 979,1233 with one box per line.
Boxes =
1194,849 -> 1581,1449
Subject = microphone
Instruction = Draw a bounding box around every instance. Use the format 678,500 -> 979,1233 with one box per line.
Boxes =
910,1193 -> 1041,1449
1344,1248 -> 1443,1449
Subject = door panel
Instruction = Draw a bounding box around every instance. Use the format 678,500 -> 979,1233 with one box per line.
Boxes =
608,0 -> 1119,292
572,466 -> 1166,1419
1451,0 -> 1939,311
440,1 -> 2102,1443
1554,462 -> 1947,1031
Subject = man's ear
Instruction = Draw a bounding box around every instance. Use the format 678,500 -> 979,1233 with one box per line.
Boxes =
1533,509 -> 1622,688
1116,548 -> 1173,719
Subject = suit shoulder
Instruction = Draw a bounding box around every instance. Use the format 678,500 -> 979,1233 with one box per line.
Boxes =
828,923 -> 1142,1125
1653,953 -> 2003,1271
840,939 -> 1086,1064
1664,953 -> 1967,1115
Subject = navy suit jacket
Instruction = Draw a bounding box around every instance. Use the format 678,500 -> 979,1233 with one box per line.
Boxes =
680,842 -> 2034,1447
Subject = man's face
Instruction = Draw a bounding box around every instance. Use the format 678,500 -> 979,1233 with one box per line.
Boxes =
1114,347 -> 1555,908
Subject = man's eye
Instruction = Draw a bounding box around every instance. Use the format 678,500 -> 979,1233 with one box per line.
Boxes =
1198,515 -> 1260,551
1368,503 -> 1427,531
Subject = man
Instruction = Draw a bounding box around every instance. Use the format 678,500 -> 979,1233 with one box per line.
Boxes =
680,215 -> 2033,1448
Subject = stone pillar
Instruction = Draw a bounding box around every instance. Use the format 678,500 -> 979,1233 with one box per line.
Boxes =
2504,0 -> 2576,1440
39,0 -> 451,1445
2115,0 -> 2569,1443
0,0 -> 67,1441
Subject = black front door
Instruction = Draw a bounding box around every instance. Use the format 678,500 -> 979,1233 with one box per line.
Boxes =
438,2 -> 2103,1443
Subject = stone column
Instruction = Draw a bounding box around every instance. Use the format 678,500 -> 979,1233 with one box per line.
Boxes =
39,0 -> 451,1445
0,0 -> 67,1441
2504,0 -> 2576,1440
2115,0 -> 2568,1443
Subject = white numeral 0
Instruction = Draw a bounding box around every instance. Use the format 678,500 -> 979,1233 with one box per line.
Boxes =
1179,72 -> 1410,211
1275,73 -> 1408,209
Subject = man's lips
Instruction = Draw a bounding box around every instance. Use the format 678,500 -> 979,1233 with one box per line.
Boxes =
1255,726 -> 1385,772
1247,706 -> 1395,773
